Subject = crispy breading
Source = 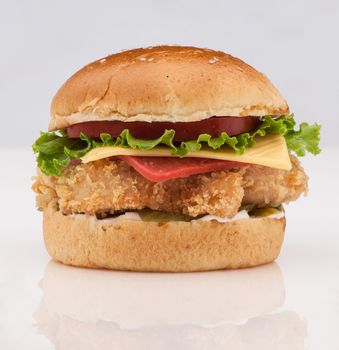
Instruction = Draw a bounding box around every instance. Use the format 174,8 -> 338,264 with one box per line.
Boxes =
32,155 -> 308,218
33,159 -> 244,218
242,155 -> 308,207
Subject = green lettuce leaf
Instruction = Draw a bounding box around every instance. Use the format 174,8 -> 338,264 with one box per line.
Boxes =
32,114 -> 321,176
285,122 -> 321,156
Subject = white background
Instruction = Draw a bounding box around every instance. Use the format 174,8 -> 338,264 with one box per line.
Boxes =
1,1 -> 339,349
1,0 -> 338,147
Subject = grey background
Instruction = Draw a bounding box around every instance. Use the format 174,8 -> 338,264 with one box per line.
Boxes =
1,0 -> 338,148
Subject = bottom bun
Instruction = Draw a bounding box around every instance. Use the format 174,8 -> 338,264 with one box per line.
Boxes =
43,205 -> 286,272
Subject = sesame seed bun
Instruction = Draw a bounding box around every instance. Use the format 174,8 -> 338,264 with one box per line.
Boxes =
43,204 -> 286,272
49,46 -> 288,130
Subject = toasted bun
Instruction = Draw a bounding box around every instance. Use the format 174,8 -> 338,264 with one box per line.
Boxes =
43,205 -> 285,272
49,46 -> 288,130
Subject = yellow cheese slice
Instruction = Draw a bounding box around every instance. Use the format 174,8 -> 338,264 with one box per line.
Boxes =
81,134 -> 292,170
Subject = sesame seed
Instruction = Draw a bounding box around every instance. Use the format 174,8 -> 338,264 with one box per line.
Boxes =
139,57 -> 147,61
208,56 -> 219,64
99,58 -> 106,63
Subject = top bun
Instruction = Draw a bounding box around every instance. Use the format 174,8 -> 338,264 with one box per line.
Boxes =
49,46 -> 288,130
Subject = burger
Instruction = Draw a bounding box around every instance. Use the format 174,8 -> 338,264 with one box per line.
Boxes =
32,46 -> 320,271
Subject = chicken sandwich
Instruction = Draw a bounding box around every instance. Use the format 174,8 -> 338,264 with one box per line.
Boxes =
32,46 -> 320,271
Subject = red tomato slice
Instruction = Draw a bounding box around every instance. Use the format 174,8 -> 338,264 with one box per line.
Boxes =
67,116 -> 260,141
118,156 -> 248,182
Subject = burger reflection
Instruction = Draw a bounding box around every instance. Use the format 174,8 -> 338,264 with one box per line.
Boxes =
34,262 -> 306,349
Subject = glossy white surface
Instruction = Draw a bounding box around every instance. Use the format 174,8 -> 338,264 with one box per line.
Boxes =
0,148 -> 338,349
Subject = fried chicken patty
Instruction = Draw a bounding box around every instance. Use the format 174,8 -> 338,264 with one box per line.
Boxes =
33,155 -> 308,218
242,156 -> 308,207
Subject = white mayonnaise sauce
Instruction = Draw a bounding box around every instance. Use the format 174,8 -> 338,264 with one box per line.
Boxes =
71,208 -> 284,223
